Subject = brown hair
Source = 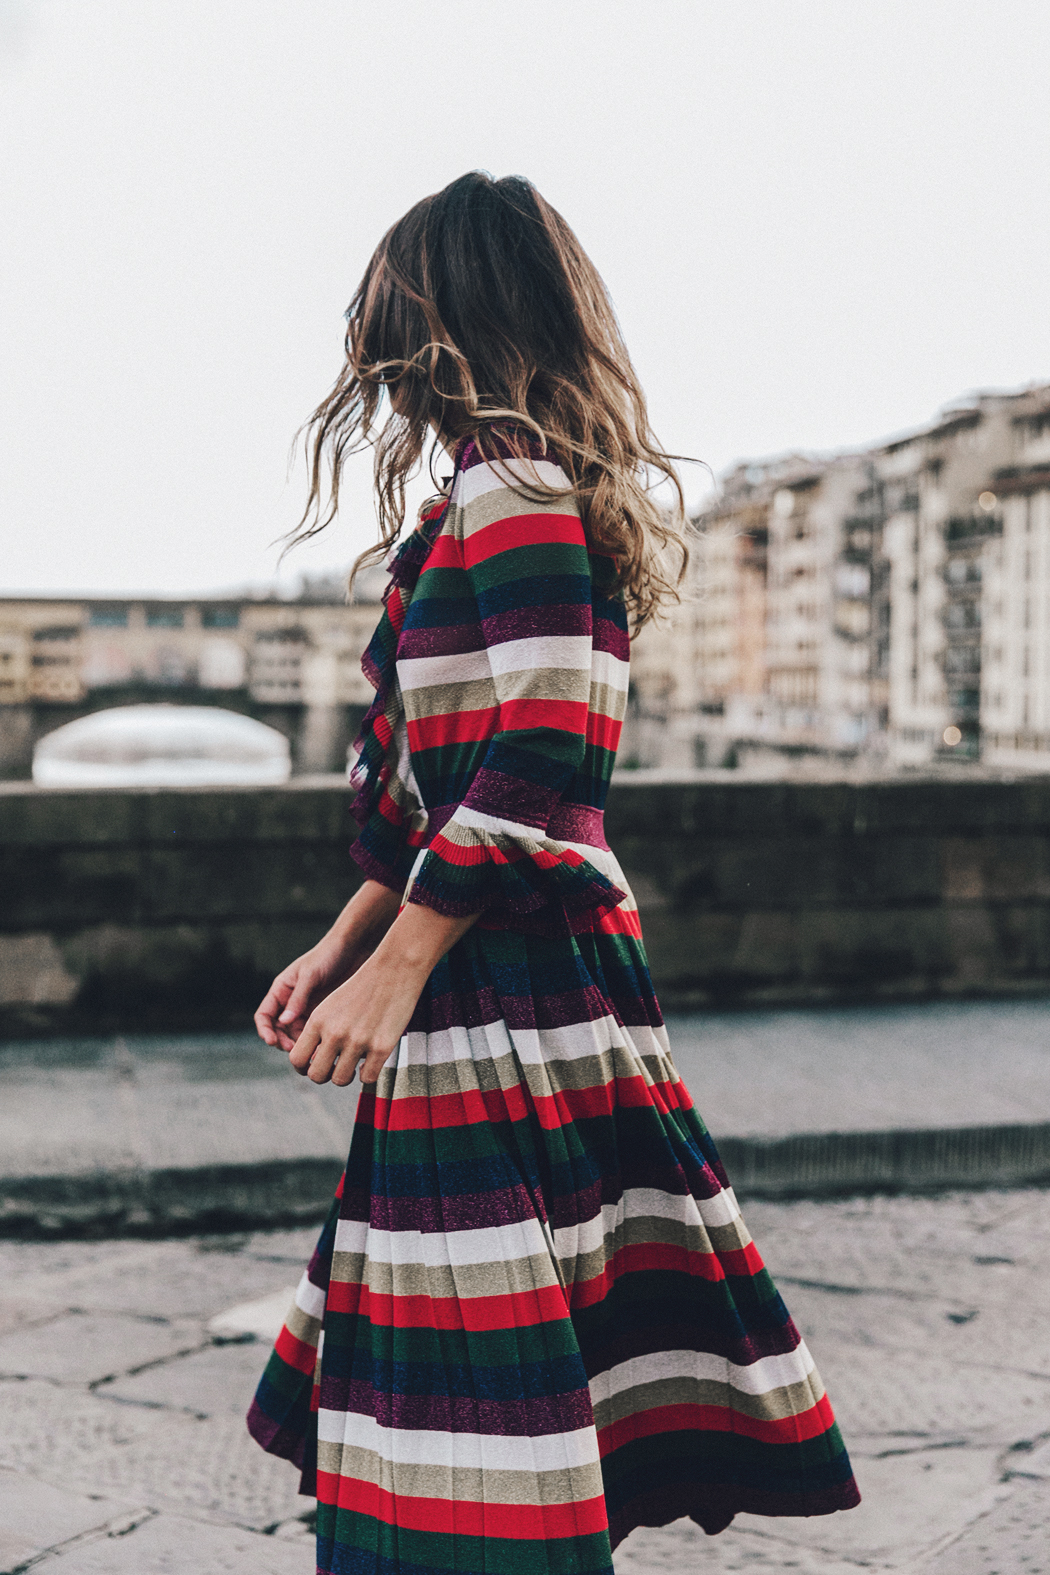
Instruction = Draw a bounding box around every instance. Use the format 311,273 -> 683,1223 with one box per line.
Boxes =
293,171 -> 689,625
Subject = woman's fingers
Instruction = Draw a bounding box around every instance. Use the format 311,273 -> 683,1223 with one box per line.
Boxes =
273,1017 -> 305,1053
331,1043 -> 367,1087
288,1013 -> 395,1088
289,1018 -> 323,1076
358,1043 -> 396,1085
255,971 -> 295,1046
279,969 -> 321,1029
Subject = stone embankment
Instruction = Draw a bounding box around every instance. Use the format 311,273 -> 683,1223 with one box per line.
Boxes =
4,771 -> 1050,1036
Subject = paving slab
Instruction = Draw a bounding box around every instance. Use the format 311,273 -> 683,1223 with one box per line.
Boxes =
615,1518 -> 864,1573
921,1476 -> 1050,1573
2,1196 -> 1050,1571
0,1467 -> 143,1574
31,1511 -> 311,1573
102,1338 -> 285,1419
0,1311 -> 203,1385
0,1379 -> 305,1532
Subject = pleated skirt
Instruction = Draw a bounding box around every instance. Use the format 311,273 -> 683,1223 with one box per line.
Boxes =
248,912 -> 860,1575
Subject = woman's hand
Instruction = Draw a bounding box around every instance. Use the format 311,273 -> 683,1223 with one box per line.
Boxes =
254,881 -> 401,1052
288,901 -> 478,1086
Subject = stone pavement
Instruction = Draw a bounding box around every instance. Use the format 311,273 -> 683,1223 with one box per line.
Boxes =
3,1187 -> 1050,1573
6,999 -> 1050,1234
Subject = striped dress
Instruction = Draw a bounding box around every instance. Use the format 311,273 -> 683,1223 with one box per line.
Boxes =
248,436 -> 860,1574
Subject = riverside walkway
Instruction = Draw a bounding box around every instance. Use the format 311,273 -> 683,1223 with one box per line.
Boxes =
4,999 -> 1050,1235
2,1001 -> 1050,1572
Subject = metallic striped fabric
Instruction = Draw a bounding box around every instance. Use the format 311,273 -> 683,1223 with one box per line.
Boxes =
248,437 -> 860,1573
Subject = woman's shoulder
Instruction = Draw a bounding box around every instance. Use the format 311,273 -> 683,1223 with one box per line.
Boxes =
449,432 -> 581,537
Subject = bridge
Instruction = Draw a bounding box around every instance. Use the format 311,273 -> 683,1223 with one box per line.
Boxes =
0,591 -> 380,778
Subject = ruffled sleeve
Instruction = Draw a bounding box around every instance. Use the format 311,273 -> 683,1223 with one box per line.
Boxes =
349,708 -> 429,895
403,454 -> 626,923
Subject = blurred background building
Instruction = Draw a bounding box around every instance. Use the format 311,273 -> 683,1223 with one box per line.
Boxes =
626,378 -> 1050,773
4,378 -> 1050,782
0,574 -> 383,780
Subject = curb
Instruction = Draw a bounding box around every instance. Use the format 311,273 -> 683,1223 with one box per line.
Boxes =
0,1157 -> 345,1238
717,1120 -> 1050,1199
4,1122 -> 1050,1238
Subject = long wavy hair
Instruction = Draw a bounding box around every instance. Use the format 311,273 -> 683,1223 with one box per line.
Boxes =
293,171 -> 690,625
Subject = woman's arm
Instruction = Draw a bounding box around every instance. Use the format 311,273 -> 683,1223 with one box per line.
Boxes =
287,901 -> 479,1086
254,879 -> 402,1052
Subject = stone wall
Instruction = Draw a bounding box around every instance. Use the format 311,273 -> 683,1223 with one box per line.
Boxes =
3,772 -> 1050,1036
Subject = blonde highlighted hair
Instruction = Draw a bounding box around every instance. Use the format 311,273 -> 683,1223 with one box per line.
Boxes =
293,171 -> 690,626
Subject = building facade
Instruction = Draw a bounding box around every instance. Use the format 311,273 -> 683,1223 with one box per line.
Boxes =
628,380 -> 1050,772
0,587 -> 381,779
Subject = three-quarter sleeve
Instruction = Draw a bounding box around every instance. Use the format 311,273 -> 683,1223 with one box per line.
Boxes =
403,459 -> 626,921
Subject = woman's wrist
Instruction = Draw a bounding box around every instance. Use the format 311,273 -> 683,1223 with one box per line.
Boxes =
328,881 -> 401,947
371,896 -> 480,978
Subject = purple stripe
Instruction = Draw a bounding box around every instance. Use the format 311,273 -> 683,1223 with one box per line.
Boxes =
246,1400 -> 307,1469
349,840 -> 408,893
423,801 -> 608,849
480,604 -> 592,643
547,804 -> 609,849
417,980 -> 612,1036
592,612 -> 630,658
369,1182 -> 539,1234
396,621 -> 485,659
317,1381 -> 594,1437
461,767 -> 559,829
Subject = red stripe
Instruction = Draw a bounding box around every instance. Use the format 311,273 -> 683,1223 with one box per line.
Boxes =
377,787 -> 403,825
325,1277 -> 570,1332
315,1475 -> 607,1538
423,830 -> 516,869
464,513 -> 585,569
586,709 -> 622,752
597,1393 -> 837,1455
721,1240 -> 767,1277
407,698 -> 587,753
407,707 -> 499,751
498,697 -> 588,735
375,1071 -> 684,1134
596,905 -> 642,937
274,1325 -> 317,1377
570,1240 -> 729,1308
421,533 -> 463,571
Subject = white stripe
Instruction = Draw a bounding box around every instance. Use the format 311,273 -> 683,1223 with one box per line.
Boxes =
590,1344 -> 816,1406
398,648 -> 491,691
335,1214 -> 554,1269
487,635 -> 592,676
551,1187 -> 742,1261
399,1013 -> 672,1070
695,1186 -> 743,1230
455,457 -> 573,508
445,807 -> 626,880
316,1410 -> 601,1469
295,1272 -> 327,1321
590,648 -> 631,692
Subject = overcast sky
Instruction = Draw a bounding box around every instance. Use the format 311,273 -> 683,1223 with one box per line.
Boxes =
3,0 -> 1049,596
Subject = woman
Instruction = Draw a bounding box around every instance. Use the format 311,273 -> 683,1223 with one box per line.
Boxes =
249,172 -> 859,1574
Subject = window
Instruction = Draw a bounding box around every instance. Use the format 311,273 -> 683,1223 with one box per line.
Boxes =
33,625 -> 80,641
202,605 -> 240,629
146,607 -> 184,628
89,606 -> 128,628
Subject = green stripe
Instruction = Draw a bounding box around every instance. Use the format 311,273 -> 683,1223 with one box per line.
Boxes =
318,1507 -> 613,1575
